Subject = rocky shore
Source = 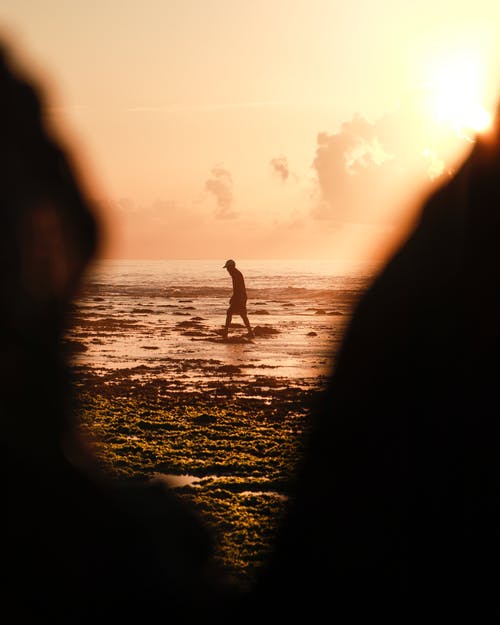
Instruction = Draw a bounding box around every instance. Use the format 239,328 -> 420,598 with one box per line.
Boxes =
69,355 -> 329,590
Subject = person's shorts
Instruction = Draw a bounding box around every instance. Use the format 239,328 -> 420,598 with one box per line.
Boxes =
227,297 -> 247,315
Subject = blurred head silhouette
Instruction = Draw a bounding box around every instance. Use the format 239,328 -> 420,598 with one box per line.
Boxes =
1,44 -> 98,464
3,43 -> 235,623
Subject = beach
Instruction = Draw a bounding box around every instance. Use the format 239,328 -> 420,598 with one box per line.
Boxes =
66,259 -> 371,588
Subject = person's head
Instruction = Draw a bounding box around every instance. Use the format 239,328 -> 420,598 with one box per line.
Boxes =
223,259 -> 236,272
1,43 -> 99,460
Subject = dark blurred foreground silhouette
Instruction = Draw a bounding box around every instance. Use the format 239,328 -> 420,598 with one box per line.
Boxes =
3,46 -> 236,623
253,103 -> 500,620
5,40 -> 500,622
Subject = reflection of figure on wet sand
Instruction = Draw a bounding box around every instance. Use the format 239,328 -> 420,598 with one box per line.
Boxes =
222,259 -> 254,339
252,109 -> 500,620
3,46 -> 237,622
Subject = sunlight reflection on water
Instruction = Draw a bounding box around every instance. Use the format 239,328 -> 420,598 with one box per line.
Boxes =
153,473 -> 288,500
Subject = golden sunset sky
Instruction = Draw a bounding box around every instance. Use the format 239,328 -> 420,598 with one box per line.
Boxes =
2,0 -> 500,265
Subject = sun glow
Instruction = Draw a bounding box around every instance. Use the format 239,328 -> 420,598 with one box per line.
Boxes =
428,52 -> 492,136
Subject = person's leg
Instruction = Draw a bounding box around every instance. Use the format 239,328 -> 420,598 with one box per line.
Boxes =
241,313 -> 254,337
223,309 -> 232,337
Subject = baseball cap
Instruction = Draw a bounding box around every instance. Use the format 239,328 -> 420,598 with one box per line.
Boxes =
223,259 -> 235,269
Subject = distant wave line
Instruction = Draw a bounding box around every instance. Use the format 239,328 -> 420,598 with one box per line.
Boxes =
81,284 -> 362,300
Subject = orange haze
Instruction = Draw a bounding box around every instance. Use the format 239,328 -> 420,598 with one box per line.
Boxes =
2,0 -> 500,269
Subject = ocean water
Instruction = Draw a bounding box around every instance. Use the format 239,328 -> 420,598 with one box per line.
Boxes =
66,259 -> 374,384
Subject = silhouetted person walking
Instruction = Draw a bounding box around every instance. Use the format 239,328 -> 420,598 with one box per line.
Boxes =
222,259 -> 254,339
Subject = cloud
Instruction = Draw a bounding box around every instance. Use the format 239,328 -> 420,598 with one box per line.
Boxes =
312,115 -> 396,222
270,155 -> 290,181
205,166 -> 236,219
270,155 -> 299,183
422,148 -> 446,180
311,100 -> 468,224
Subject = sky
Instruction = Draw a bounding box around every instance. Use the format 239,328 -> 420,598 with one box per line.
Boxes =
2,0 -> 500,265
